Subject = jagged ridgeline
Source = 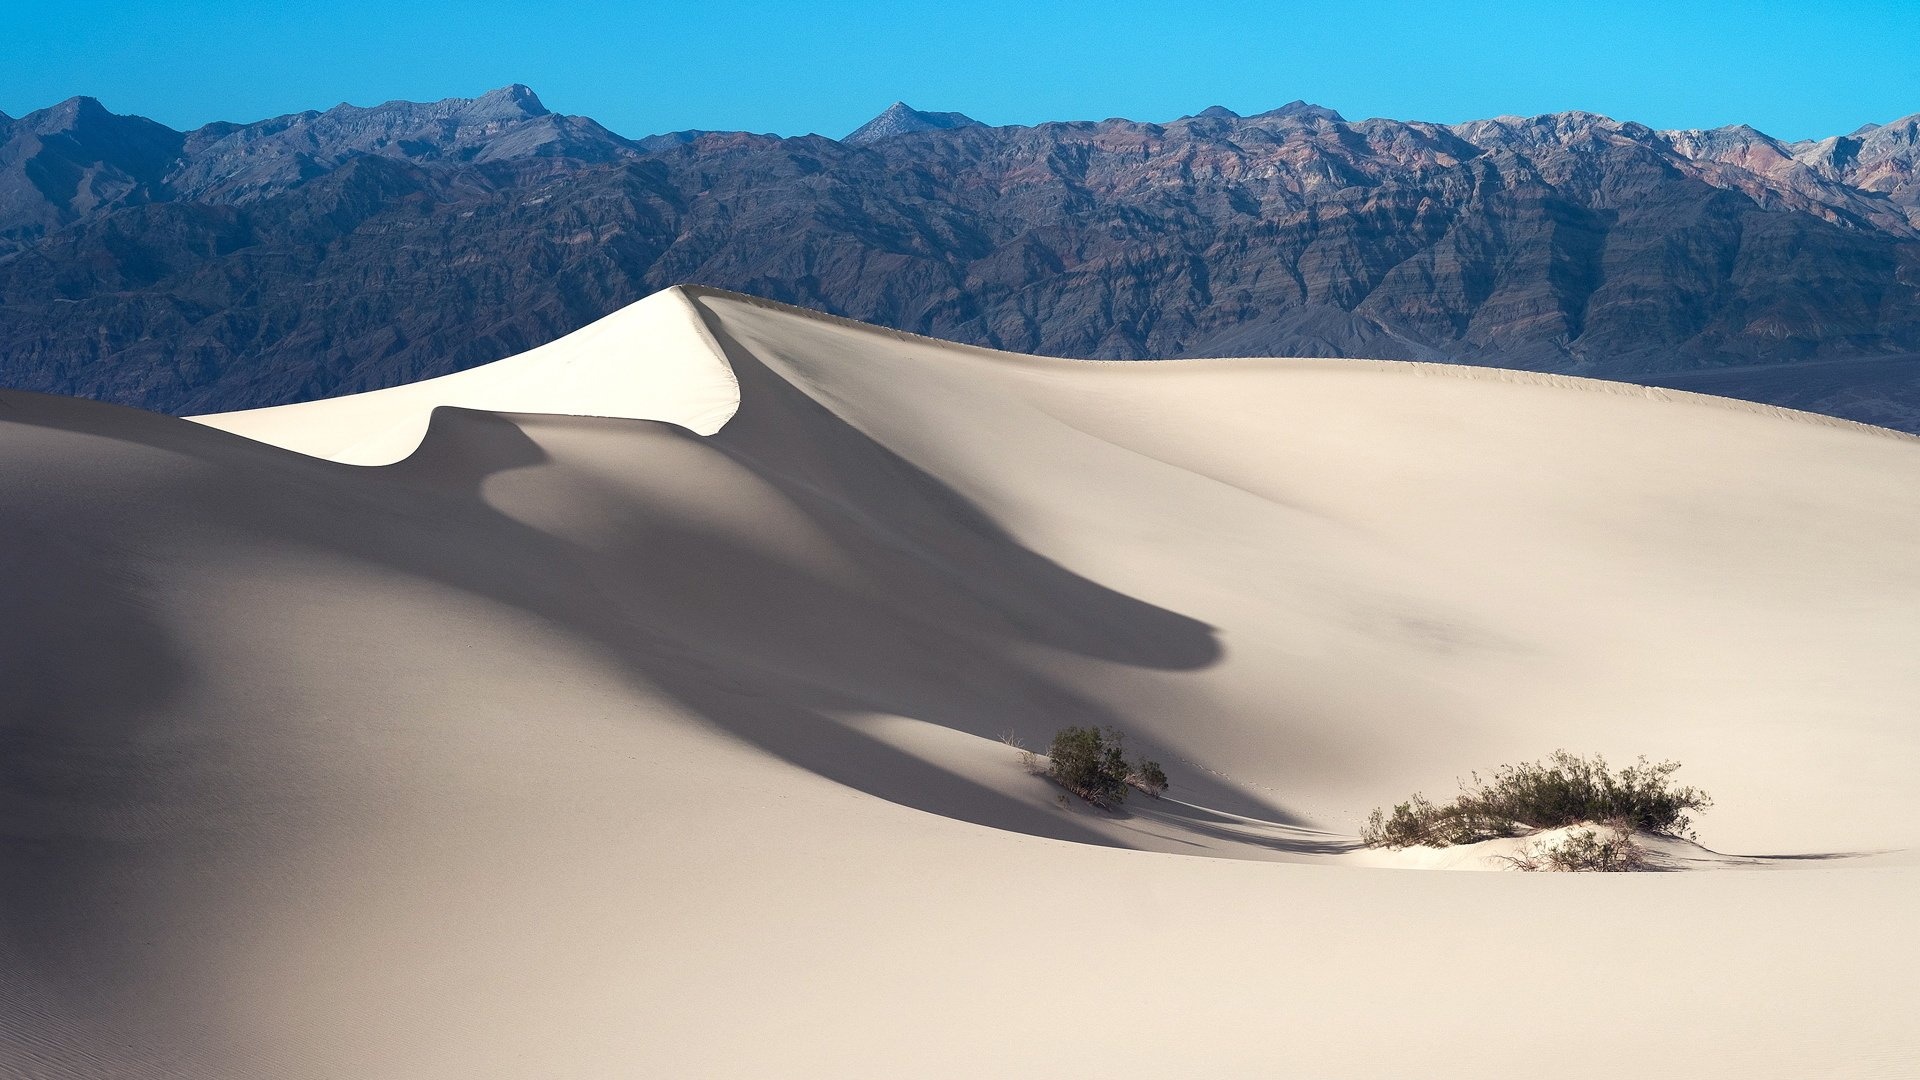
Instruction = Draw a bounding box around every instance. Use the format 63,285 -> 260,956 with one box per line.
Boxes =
2,86 -> 1919,425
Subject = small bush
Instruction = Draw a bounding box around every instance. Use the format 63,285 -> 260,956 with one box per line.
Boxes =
1362,750 -> 1711,849
1043,726 -> 1168,807
999,730 -> 1045,774
1129,759 -> 1169,798
1047,725 -> 1133,807
1500,821 -> 1648,872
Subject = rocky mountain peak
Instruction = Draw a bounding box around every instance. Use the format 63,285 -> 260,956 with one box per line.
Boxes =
161,84 -> 631,202
1452,110 -> 1655,151
1664,122 -> 1790,164
844,102 -> 983,143
1863,114 -> 1920,146
1254,100 -> 1345,122
465,83 -> 551,121
315,84 -> 550,128
0,96 -> 184,242
22,95 -> 119,134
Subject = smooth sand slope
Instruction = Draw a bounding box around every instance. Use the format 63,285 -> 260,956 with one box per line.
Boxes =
4,287 -> 1918,1077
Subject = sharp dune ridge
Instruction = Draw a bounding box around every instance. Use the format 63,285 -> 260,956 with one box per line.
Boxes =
198,284 -> 1920,463
684,285 -> 1920,444
4,288 -> 1918,1076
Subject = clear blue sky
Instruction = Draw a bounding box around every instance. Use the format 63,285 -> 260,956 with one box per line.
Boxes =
4,0 -> 1916,142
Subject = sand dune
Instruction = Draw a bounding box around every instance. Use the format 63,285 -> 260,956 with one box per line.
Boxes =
4,287 -> 1917,1077
191,286 -> 740,464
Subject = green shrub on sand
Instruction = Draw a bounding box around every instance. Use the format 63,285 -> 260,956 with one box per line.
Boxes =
1044,726 -> 1168,807
1362,750 -> 1711,856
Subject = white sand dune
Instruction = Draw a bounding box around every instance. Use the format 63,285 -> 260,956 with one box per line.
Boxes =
192,287 -> 741,464
4,286 -> 1918,1077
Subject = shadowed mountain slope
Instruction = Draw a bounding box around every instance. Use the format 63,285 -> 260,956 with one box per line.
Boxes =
4,90 -> 1920,427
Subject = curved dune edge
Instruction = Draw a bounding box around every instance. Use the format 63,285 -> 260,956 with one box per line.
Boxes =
189,286 -> 741,465
191,283 -> 1917,468
6,284 -> 1920,1077
681,283 -> 1920,443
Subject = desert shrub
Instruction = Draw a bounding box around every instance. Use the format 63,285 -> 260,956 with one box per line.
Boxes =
1500,821 -> 1648,872
1361,750 -> 1711,849
1363,793 -> 1467,849
1047,725 -> 1133,807
1044,726 -> 1168,807
1129,759 -> 1169,798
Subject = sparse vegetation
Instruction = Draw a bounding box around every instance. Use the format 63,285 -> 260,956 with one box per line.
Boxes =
1498,820 -> 1649,872
1129,758 -> 1169,798
999,729 -> 1043,774
1361,750 -> 1711,853
1047,726 -> 1132,807
1042,726 -> 1168,808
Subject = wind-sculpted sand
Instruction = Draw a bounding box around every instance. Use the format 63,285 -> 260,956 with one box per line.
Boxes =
4,287 -> 1917,1077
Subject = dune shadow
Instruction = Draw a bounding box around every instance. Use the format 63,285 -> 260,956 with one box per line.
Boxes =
0,399 -> 217,1067
4,291 -> 1387,921
1112,798 -> 1361,857
376,401 -> 1233,849
1,332 -> 1263,864
1724,849 -> 1886,864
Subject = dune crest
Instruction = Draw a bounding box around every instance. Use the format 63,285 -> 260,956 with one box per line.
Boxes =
190,286 -> 740,464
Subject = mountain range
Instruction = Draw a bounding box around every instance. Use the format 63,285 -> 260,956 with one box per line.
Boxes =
3,85 -> 1920,426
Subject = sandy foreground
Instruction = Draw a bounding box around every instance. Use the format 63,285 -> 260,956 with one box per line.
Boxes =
3,286 -> 1917,1077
